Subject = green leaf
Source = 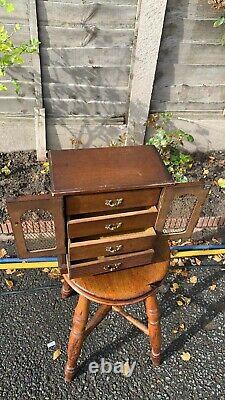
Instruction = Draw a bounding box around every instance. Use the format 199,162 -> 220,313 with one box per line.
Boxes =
12,55 -> 24,64
0,0 -> 7,8
0,83 -> 7,91
14,23 -> 20,31
0,68 -> 6,77
6,2 -> 14,12
218,178 -> 225,189
184,133 -> 194,143
213,16 -> 225,27
174,172 -> 188,183
12,79 -> 20,94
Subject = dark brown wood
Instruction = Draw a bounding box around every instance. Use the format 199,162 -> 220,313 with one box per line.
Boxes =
66,188 -> 161,215
69,249 -> 155,278
49,146 -> 173,196
146,294 -> 161,366
65,238 -> 170,305
156,182 -> 210,239
85,305 -> 111,337
67,207 -> 158,239
58,254 -> 68,274
61,279 -> 73,299
7,195 -> 65,258
65,296 -> 90,383
69,228 -> 156,261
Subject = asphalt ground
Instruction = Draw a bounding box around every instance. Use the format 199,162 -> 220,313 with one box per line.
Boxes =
0,256 -> 225,400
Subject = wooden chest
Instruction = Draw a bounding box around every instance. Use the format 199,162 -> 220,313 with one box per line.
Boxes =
7,146 -> 208,278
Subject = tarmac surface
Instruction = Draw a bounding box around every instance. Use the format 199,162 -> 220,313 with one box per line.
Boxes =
0,256 -> 225,400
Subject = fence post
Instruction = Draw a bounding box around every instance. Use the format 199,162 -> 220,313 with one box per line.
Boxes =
127,0 -> 168,145
28,0 -> 47,160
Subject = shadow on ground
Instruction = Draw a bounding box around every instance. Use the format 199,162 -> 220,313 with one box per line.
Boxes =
0,257 -> 225,400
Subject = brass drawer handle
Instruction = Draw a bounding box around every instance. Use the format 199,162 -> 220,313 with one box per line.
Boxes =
105,198 -> 123,208
103,262 -> 122,272
105,245 -> 123,254
105,222 -> 122,231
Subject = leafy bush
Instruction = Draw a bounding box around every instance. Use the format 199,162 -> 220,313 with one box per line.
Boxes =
0,1 -> 39,93
147,113 -> 194,182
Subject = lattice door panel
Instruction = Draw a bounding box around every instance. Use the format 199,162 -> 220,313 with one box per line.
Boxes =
156,183 -> 209,240
7,195 -> 65,258
20,209 -> 56,252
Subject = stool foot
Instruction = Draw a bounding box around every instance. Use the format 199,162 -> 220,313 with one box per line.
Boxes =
61,280 -> 73,299
145,294 -> 162,367
151,352 -> 161,367
64,365 -> 76,383
65,295 -> 90,382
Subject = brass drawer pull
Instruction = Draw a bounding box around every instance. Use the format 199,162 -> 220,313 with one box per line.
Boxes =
105,245 -> 123,254
105,198 -> 123,208
103,262 -> 122,272
105,222 -> 122,231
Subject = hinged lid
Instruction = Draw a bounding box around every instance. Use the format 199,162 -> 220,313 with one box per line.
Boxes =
49,146 -> 174,195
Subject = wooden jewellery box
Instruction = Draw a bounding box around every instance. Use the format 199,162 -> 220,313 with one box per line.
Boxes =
7,146 -> 209,278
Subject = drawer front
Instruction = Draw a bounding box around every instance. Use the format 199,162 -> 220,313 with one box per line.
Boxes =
69,227 -> 156,261
66,188 -> 161,215
68,249 -> 155,278
67,207 -> 158,239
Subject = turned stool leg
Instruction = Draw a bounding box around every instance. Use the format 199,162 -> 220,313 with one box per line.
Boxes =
85,305 -> 111,337
145,294 -> 161,367
61,279 -> 74,299
65,295 -> 90,382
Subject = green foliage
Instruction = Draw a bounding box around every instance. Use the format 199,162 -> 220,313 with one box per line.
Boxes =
213,15 -> 225,26
12,78 -> 20,94
218,178 -> 225,188
147,113 -> 194,182
0,83 -> 7,90
0,1 -> 14,13
0,2 -> 40,93
213,15 -> 225,44
40,161 -> 50,175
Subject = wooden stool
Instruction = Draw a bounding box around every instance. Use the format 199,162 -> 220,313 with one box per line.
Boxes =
62,240 -> 170,383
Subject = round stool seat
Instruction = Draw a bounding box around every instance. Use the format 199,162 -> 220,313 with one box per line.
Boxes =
65,239 -> 170,306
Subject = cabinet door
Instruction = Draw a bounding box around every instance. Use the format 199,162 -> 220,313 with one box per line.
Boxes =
156,182 -> 209,240
7,195 -> 65,258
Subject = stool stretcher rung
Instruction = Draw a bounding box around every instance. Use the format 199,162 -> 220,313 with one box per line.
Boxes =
85,305 -> 112,337
112,306 -> 148,335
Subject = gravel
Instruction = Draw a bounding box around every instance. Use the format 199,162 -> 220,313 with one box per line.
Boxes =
0,258 -> 224,399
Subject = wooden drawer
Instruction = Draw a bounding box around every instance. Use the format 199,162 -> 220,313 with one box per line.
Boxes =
68,249 -> 155,278
67,207 -> 158,239
66,188 -> 161,216
69,227 -> 156,261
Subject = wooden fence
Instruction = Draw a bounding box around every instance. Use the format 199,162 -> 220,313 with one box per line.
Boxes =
151,0 -> 225,152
